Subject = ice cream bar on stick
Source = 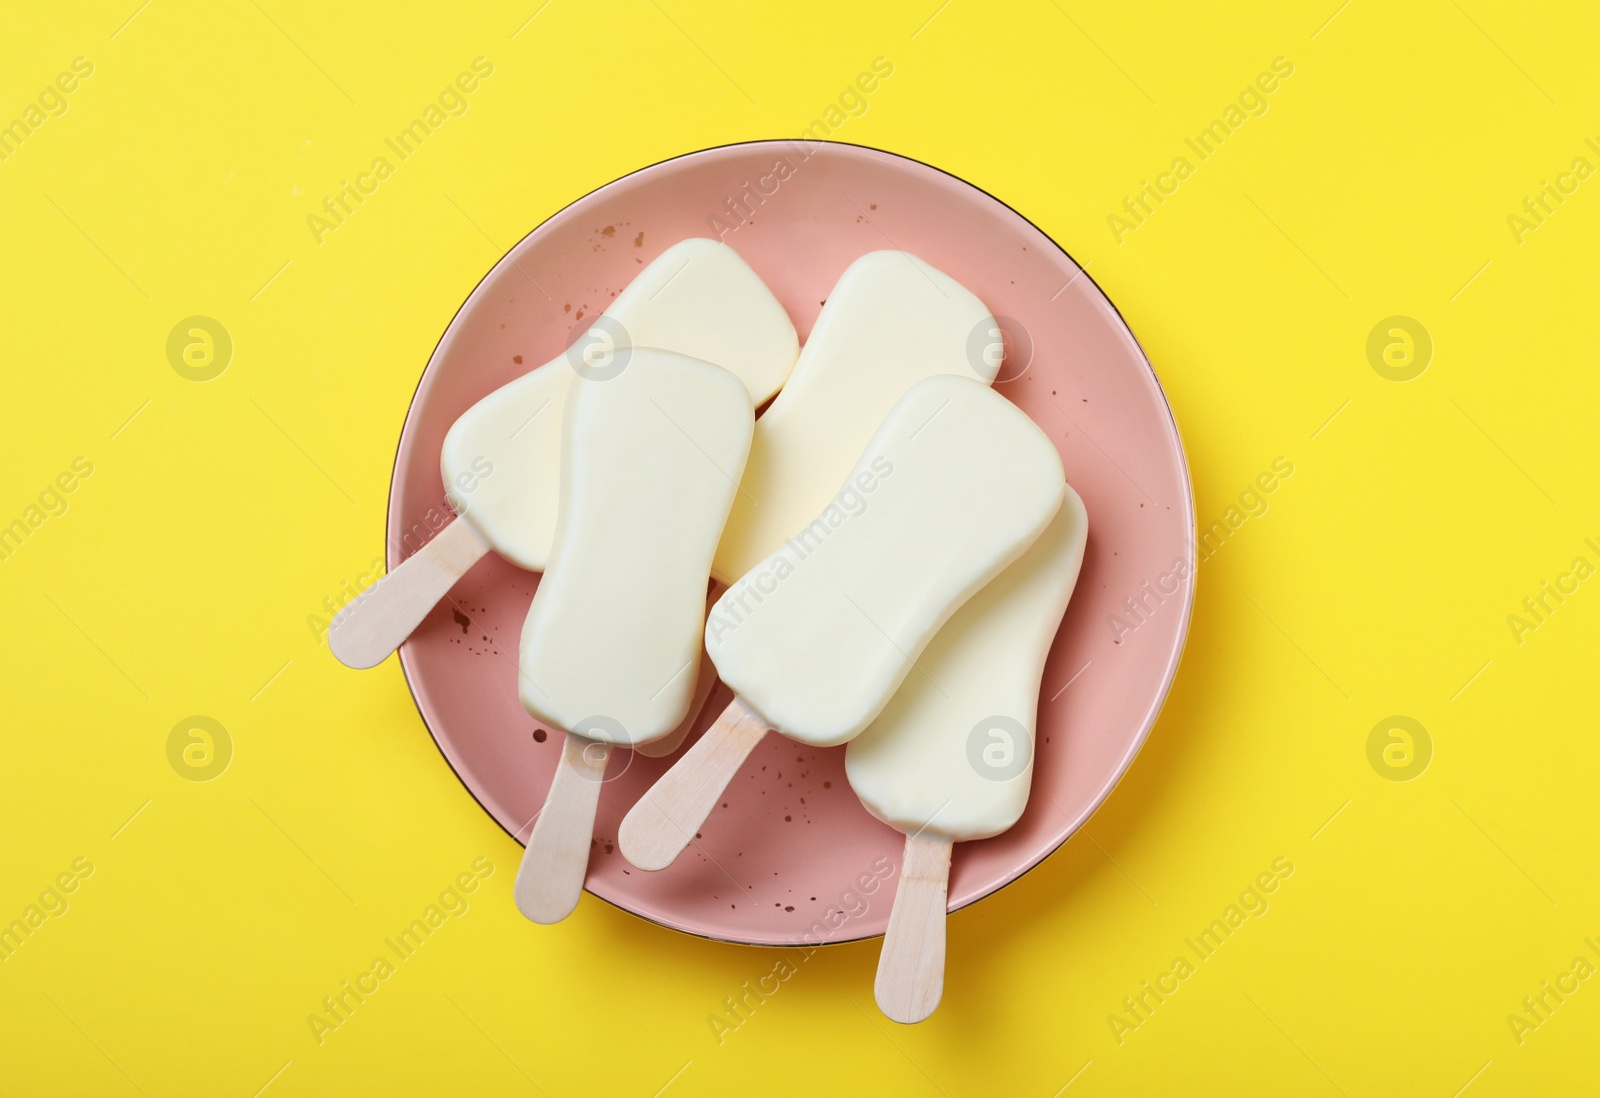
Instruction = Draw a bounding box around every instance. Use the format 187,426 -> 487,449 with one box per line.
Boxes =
618,375 -> 1066,872
328,239 -> 796,669
847,488 -> 1088,1023
513,349 -> 754,923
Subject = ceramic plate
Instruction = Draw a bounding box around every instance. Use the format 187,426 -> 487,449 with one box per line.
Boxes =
391,141 -> 1194,946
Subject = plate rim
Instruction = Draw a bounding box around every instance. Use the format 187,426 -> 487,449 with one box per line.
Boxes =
388,138 -> 1197,947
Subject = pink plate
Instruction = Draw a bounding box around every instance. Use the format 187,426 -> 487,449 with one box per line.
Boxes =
391,141 -> 1194,946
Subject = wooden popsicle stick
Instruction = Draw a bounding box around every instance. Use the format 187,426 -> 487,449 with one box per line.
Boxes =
635,646 -> 719,758
617,698 -> 770,871
513,733 -> 612,924
875,832 -> 954,1024
328,517 -> 490,669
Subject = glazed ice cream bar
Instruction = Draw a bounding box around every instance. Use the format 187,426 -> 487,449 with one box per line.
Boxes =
519,351 -> 754,744
847,489 -> 1088,1024
619,374 -> 1066,872
708,374 -> 1066,746
328,239 -> 796,669
513,348 -> 754,924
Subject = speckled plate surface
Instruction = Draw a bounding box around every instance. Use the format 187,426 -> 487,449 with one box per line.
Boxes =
391,141 -> 1194,946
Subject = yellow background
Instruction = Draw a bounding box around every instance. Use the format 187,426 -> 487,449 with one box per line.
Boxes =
3,1 -> 1597,1094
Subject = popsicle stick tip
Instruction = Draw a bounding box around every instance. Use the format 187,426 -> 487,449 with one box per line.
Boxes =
615,797 -> 684,873
327,517 -> 490,669
328,618 -> 389,670
513,867 -> 582,925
